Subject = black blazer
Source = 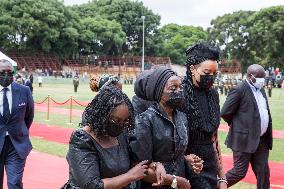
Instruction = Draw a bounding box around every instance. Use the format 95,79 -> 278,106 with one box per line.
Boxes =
221,80 -> 272,153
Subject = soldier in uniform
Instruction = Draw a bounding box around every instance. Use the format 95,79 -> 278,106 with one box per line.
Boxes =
219,81 -> 224,95
73,75 -> 79,92
224,79 -> 229,96
232,78 -> 237,88
267,80 -> 273,97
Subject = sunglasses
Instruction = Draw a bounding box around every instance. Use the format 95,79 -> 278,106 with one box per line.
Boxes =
0,70 -> 14,76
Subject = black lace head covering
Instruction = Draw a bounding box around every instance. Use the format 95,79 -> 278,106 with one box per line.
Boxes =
184,43 -> 220,132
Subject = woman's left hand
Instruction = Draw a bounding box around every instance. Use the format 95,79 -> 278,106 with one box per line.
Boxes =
152,162 -> 166,186
184,154 -> 204,174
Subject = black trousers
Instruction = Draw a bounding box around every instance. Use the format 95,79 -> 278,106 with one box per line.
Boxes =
74,85 -> 78,93
226,137 -> 270,189
0,136 -> 26,189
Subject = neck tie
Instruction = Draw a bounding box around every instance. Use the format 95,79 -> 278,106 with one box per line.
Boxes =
2,88 -> 10,121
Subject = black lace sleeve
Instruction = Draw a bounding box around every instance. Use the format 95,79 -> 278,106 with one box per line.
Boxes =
67,131 -> 104,189
128,113 -> 153,163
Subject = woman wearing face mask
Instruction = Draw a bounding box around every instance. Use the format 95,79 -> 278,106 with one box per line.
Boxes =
62,86 -> 165,189
129,67 -> 203,189
184,43 -> 227,189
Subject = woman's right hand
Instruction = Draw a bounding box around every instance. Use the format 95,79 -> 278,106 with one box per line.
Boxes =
177,177 -> 191,189
127,160 -> 149,181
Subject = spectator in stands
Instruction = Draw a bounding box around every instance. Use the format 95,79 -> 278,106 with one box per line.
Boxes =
0,59 -> 34,189
37,75 -> 43,87
73,75 -> 79,93
62,86 -> 166,189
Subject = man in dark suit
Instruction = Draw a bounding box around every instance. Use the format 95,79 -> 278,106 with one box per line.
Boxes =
221,64 -> 272,189
0,59 -> 34,189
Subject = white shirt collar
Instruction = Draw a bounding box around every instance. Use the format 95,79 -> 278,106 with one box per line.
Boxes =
0,84 -> 12,92
246,79 -> 258,92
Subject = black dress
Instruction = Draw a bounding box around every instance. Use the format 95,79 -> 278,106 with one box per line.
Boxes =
129,103 -> 189,189
186,88 -> 219,189
63,129 -> 132,189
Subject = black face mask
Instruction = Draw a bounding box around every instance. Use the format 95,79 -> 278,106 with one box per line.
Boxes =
197,74 -> 215,89
106,120 -> 126,137
166,91 -> 185,110
0,73 -> 13,87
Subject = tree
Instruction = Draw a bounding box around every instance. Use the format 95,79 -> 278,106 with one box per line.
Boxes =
157,24 -> 208,64
78,16 -> 126,56
74,0 -> 161,55
0,0 -> 80,58
249,6 -> 284,68
208,10 -> 257,73
208,7 -> 284,72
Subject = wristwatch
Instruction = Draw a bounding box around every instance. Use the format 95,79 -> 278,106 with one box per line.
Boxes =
171,175 -> 178,188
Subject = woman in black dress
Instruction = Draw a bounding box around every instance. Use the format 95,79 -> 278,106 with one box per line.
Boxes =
62,86 -> 165,189
130,67 -> 203,189
184,43 -> 227,189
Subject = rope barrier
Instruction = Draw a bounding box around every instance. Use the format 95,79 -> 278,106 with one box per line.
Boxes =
35,97 -> 48,104
50,98 -> 71,105
72,99 -> 87,107
34,96 -> 89,124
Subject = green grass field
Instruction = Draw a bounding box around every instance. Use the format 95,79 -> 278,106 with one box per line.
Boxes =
31,76 -> 284,189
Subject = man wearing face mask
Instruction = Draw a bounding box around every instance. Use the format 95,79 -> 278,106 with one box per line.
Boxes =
0,59 -> 34,189
221,64 -> 272,189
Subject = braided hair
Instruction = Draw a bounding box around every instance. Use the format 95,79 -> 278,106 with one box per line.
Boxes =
184,43 -> 220,132
82,86 -> 134,138
90,74 -> 120,92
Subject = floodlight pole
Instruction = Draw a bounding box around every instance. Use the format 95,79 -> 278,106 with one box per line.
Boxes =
141,16 -> 145,71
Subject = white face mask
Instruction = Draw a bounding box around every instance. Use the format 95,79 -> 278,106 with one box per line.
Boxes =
251,74 -> 265,89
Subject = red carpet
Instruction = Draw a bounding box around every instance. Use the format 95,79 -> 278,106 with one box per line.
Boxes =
3,151 -> 284,189
35,104 -> 284,140
30,122 -> 73,144
222,155 -> 284,189
29,122 -> 284,188
3,151 -> 68,189
219,124 -> 284,140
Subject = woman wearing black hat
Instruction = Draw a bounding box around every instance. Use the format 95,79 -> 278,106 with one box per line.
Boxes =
132,70 -> 155,116
129,67 -> 203,189
184,43 -> 227,189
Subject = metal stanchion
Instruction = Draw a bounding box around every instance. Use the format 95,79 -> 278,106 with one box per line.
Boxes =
68,96 -> 73,125
46,95 -> 50,121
